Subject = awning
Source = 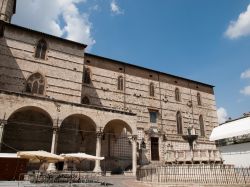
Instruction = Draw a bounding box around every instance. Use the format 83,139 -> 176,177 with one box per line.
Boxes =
210,116 -> 250,141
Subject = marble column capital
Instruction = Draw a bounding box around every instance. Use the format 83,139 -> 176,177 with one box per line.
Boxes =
52,118 -> 63,127
131,135 -> 137,141
52,126 -> 59,132
96,130 -> 104,138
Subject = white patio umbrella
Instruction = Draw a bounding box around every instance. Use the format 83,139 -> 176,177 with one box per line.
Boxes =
17,150 -> 64,163
61,153 -> 104,171
60,153 -> 104,162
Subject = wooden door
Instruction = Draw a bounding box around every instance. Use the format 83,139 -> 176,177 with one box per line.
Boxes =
151,137 -> 159,161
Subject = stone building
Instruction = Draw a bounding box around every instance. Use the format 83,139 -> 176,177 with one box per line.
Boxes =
0,0 -> 221,175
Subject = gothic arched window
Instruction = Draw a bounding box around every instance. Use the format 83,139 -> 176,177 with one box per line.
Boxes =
83,68 -> 91,84
176,111 -> 183,134
82,96 -> 90,105
118,76 -> 124,90
175,88 -> 180,101
26,73 -> 45,95
35,39 -> 47,59
199,115 -> 205,137
197,92 -> 202,106
149,82 -> 154,96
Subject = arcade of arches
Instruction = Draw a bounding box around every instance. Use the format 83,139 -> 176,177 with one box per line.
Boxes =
0,106 -> 137,174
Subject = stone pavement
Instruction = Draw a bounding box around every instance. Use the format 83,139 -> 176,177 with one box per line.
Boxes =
1,177 -> 250,187
0,176 -> 151,187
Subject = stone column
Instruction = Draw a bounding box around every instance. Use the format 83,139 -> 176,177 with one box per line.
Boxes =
93,131 -> 103,172
47,126 -> 59,172
0,120 -> 6,151
132,135 -> 137,176
51,127 -> 58,154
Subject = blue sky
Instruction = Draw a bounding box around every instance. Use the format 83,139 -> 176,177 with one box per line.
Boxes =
13,0 -> 250,123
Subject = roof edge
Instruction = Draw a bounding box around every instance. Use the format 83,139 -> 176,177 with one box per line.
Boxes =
4,21 -> 87,48
85,53 -> 215,88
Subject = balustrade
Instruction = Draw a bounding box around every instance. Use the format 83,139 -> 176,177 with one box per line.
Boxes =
165,149 -> 222,164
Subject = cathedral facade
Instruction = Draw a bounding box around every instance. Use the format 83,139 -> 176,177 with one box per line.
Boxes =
0,0 -> 221,175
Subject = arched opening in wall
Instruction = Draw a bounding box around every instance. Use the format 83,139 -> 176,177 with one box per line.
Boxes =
149,82 -> 154,96
102,119 -> 133,174
2,106 -> 53,169
57,114 -> 96,171
2,106 -> 53,153
117,76 -> 124,90
83,68 -> 91,84
199,115 -> 205,137
35,39 -> 47,60
197,93 -> 202,106
26,73 -> 45,95
175,88 -> 181,101
176,111 -> 183,135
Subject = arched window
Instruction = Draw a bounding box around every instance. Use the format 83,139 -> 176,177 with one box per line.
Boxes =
118,76 -> 124,90
176,111 -> 183,134
199,115 -> 205,137
149,82 -> 154,96
26,73 -> 45,95
175,88 -> 180,101
35,39 -> 47,59
197,92 -> 202,106
82,96 -> 90,105
83,68 -> 91,84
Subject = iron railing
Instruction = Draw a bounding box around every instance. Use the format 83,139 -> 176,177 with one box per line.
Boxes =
137,165 -> 250,185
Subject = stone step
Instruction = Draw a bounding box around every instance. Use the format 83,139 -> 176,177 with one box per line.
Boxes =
0,181 -> 33,187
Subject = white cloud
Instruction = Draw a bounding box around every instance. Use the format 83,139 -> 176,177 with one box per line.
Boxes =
91,5 -> 99,11
241,69 -> 250,79
110,0 -> 123,15
225,4 -> 250,39
240,86 -> 250,96
217,107 -> 228,124
12,0 -> 95,49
